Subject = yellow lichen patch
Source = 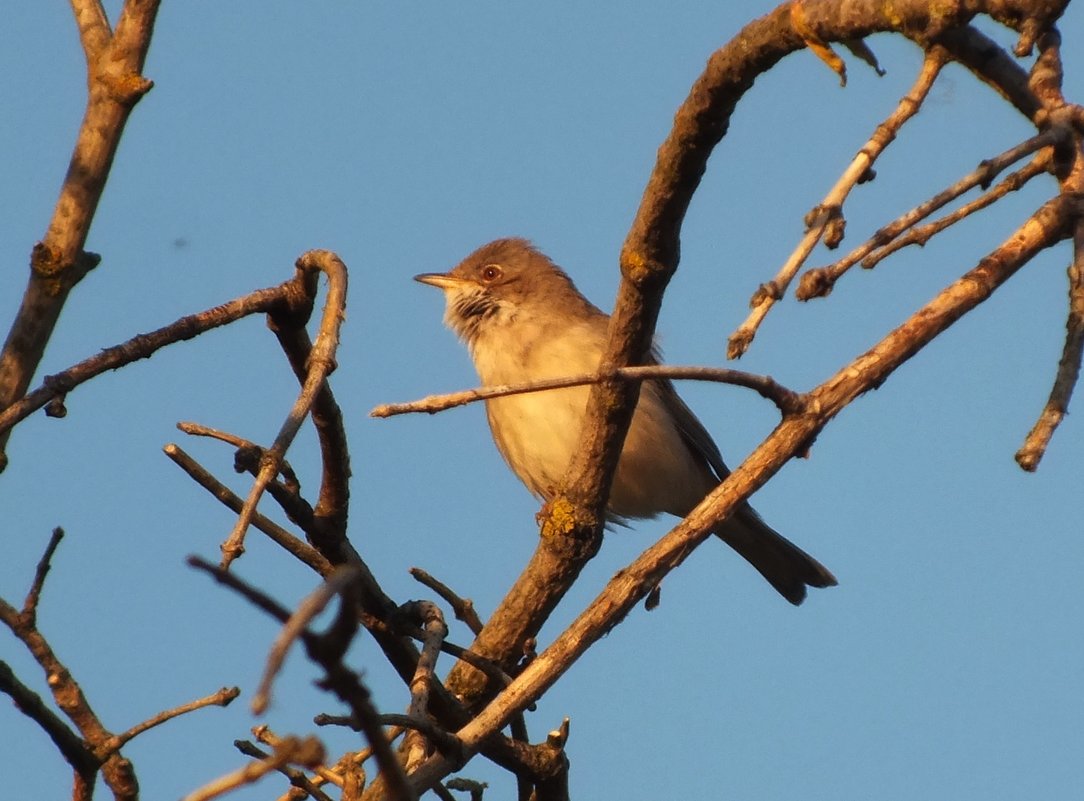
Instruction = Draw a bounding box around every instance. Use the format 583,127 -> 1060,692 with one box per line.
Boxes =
540,496 -> 579,538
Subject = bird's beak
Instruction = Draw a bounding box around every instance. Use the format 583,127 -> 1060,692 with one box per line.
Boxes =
413,272 -> 471,290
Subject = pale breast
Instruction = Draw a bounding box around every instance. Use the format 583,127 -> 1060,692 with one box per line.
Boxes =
469,316 -> 714,516
473,317 -> 606,498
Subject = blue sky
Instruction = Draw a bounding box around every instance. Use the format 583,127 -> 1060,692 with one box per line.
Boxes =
2,3 -> 1082,800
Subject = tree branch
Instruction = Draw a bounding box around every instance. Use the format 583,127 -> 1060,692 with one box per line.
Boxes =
371,364 -> 800,419
729,45 -> 948,357
0,278 -> 305,439
441,0 -> 1070,709
0,0 -> 161,469
220,250 -> 348,569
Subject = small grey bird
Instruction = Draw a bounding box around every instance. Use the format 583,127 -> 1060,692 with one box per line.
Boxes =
415,238 -> 836,604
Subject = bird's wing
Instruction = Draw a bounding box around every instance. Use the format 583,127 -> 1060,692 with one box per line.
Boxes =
650,374 -> 731,483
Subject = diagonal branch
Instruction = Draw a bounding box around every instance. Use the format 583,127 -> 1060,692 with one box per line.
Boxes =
163,444 -> 333,575
0,0 -> 161,470
0,278 -> 306,439
729,45 -> 948,358
0,659 -> 97,778
798,129 -> 1063,299
23,527 -> 65,623
859,152 -> 1052,270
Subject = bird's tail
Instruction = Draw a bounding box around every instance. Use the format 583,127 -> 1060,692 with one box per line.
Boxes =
714,504 -> 837,605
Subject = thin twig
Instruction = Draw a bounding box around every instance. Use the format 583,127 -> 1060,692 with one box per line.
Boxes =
371,364 -> 800,419
729,47 -> 947,358
400,601 -> 449,771
165,445 -> 332,576
177,421 -> 257,450
253,725 -> 344,789
236,739 -> 337,801
861,153 -> 1052,269
252,567 -> 361,715
23,527 -> 65,622
220,251 -> 348,570
177,421 -> 302,493
0,280 -> 300,439
181,736 -> 326,801
94,687 -> 241,760
798,129 -> 1063,299
1017,215 -> 1084,469
176,422 -> 316,533
409,568 -> 484,635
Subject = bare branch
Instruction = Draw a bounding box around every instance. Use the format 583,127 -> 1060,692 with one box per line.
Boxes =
0,659 -> 97,778
371,364 -> 800,419
165,444 -> 333,576
95,687 -> 241,760
729,46 -> 947,358
399,601 -> 449,771
252,567 -> 361,716
0,279 -> 303,440
0,0 -> 161,469
253,725 -> 345,791
409,568 -> 485,635
861,153 -> 1052,270
798,129 -> 1063,299
266,274 -> 354,566
176,421 -> 319,539
1017,214 -> 1084,470
236,738 -> 337,801
220,250 -> 348,570
182,736 -> 326,801
23,527 -> 65,622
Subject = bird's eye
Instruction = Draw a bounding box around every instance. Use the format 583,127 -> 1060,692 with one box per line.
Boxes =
480,264 -> 502,282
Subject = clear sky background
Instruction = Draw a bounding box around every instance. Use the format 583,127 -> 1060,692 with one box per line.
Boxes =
2,3 -> 1082,800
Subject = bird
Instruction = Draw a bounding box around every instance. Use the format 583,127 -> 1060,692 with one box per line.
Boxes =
415,237 -> 836,604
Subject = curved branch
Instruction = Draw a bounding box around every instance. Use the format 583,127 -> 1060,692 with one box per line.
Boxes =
219,250 -> 348,569
442,0 -> 1066,707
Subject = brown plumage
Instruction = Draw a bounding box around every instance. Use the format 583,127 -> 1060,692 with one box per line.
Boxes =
416,238 -> 836,604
